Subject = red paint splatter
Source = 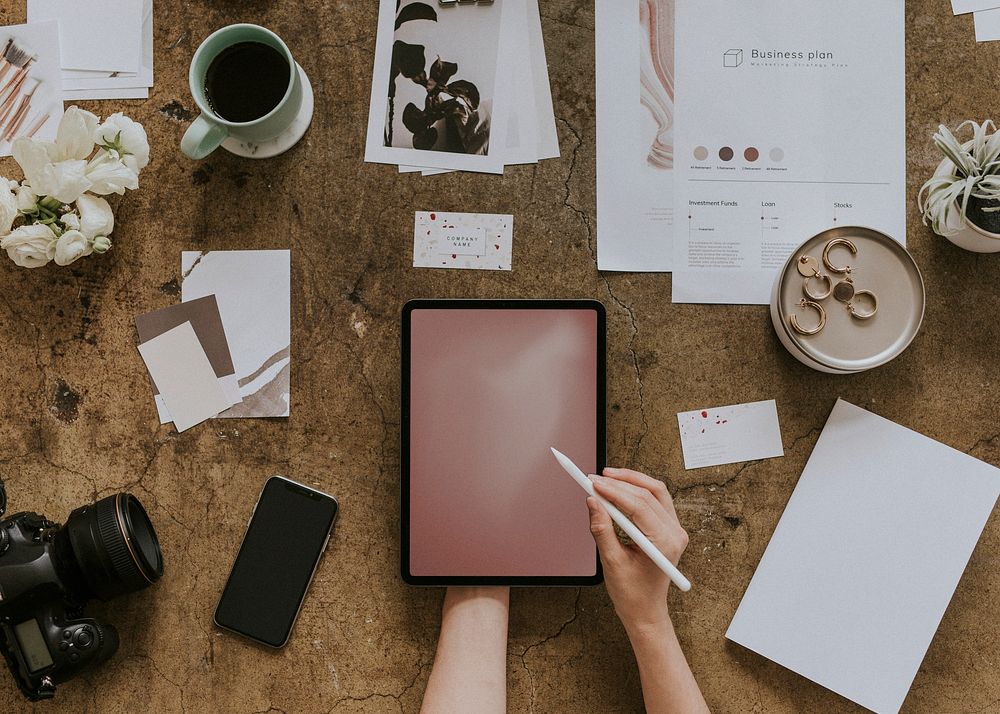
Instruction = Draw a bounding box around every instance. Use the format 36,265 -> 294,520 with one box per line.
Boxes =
722,420 -> 728,424
452,254 -> 457,259
701,411 -> 708,418
430,213 -> 436,220
701,428 -> 705,433
716,421 -> 721,425
495,244 -> 501,250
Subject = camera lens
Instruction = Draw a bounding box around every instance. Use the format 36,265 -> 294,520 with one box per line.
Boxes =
58,494 -> 164,601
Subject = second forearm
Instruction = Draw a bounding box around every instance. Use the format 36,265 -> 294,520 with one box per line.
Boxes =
626,619 -> 710,714
420,588 -> 510,714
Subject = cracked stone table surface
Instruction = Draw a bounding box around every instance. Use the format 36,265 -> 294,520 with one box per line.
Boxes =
0,1 -> 998,712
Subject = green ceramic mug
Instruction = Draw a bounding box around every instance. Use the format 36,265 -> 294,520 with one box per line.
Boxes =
181,24 -> 303,160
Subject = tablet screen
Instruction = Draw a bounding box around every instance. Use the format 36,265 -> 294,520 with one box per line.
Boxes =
404,303 -> 604,583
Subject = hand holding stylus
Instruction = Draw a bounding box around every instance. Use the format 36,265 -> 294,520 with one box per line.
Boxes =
551,449 -> 691,594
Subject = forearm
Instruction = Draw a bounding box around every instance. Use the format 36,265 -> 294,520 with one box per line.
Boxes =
626,619 -> 710,714
420,587 -> 510,714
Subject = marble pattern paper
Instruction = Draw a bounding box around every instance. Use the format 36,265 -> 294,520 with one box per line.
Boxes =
181,250 -> 291,418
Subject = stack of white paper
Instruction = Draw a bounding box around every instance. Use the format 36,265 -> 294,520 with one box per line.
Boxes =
365,0 -> 558,176
950,1 -> 1000,42
27,0 -> 153,100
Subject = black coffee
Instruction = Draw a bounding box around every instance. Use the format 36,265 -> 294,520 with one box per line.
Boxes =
204,41 -> 290,123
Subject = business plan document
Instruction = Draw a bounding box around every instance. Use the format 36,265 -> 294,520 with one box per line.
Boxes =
671,0 -> 906,304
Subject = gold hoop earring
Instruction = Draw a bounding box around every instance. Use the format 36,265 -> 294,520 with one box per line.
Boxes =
847,290 -> 878,320
822,238 -> 858,275
790,298 -> 827,336
796,255 -> 832,300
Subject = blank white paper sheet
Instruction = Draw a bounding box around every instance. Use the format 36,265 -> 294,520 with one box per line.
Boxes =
726,399 -> 1000,714
137,322 -> 230,433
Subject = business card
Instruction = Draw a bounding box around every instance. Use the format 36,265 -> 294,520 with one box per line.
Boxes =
414,211 -> 513,271
677,400 -> 784,470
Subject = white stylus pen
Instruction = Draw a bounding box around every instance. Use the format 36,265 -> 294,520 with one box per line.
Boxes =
550,448 -> 692,592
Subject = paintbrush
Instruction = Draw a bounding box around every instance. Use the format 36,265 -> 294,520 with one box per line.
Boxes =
5,102 -> 32,143
0,75 -> 30,126
25,112 -> 49,139
0,67 -> 29,108
0,40 -> 13,83
0,41 -> 33,92
4,79 -> 40,141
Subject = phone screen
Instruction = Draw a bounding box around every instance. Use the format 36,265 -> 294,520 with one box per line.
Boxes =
214,477 -> 338,647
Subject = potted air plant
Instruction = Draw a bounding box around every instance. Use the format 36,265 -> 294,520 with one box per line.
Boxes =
918,120 -> 1000,253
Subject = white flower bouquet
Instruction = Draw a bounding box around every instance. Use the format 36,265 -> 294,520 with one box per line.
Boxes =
0,106 -> 149,268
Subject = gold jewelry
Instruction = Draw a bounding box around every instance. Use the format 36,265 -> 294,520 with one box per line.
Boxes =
796,255 -> 833,300
790,298 -> 827,336
832,276 -> 856,302
847,290 -> 878,320
822,238 -> 858,275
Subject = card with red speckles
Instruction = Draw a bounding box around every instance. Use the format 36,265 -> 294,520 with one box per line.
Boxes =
413,211 -> 513,271
677,399 -> 784,470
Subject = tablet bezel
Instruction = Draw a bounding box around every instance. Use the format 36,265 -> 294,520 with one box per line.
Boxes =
401,299 -> 607,587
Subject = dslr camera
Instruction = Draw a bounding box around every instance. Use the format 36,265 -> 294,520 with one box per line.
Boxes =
0,477 -> 163,700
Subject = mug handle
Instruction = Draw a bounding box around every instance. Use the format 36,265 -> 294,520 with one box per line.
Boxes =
181,115 -> 229,160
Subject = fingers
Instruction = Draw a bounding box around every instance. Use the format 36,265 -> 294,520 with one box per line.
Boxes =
587,497 -> 625,562
591,476 -> 672,545
602,467 -> 675,512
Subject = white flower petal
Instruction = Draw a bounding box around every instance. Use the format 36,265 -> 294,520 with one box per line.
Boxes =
1,223 -> 56,268
12,139 -> 91,203
0,181 -> 17,235
76,194 -> 114,239
55,106 -> 99,161
85,151 -> 138,196
15,184 -> 37,213
97,112 -> 150,171
54,229 -> 92,266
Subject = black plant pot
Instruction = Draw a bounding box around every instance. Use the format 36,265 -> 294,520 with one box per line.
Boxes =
964,195 -> 1000,235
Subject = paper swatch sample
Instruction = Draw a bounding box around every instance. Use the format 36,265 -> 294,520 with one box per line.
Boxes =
135,295 -> 242,423
727,400 -> 1000,714
677,400 -> 783,469
671,0 -> 906,304
137,322 -> 231,433
413,211 -> 513,271
0,22 -> 64,154
181,250 -> 291,418
596,0 -> 675,271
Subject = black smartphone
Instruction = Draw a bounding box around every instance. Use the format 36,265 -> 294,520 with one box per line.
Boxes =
214,476 -> 338,648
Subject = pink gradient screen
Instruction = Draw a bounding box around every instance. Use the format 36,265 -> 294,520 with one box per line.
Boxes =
408,308 -> 599,578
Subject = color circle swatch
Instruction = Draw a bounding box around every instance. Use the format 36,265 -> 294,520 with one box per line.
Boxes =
692,145 -> 785,163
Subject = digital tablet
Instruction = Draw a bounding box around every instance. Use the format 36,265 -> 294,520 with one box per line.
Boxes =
401,300 -> 606,586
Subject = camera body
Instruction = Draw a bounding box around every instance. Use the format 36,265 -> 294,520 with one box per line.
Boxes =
0,480 -> 163,701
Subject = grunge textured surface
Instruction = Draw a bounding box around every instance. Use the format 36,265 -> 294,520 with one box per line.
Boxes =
0,1 -> 997,712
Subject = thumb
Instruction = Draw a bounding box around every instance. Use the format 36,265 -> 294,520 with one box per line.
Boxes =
587,497 -> 624,561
